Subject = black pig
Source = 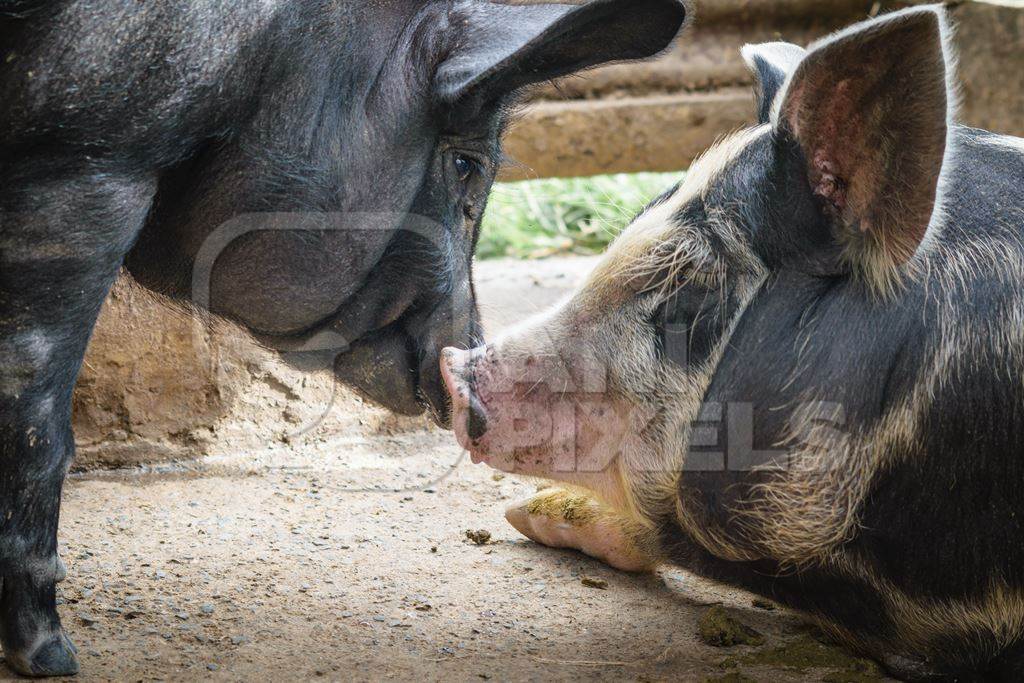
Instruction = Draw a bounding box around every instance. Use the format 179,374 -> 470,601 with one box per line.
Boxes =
0,0 -> 687,675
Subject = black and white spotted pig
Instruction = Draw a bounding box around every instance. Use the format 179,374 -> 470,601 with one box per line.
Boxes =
442,7 -> 1024,680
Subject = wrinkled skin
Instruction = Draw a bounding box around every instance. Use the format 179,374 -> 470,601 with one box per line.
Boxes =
0,0 -> 686,675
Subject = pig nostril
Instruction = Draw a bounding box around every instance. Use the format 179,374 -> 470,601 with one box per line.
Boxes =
442,346 -> 489,442
467,395 -> 488,442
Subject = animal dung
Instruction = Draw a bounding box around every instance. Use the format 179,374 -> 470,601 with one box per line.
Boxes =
697,607 -> 764,648
464,529 -> 492,545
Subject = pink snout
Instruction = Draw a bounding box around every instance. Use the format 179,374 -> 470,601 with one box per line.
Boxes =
442,345 -> 587,476
442,344 -> 630,495
440,347 -> 491,459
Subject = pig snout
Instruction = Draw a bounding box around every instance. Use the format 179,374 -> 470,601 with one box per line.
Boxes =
441,347 -> 490,457
442,344 -> 584,477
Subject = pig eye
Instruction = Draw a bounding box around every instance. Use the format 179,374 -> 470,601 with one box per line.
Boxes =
653,284 -> 731,369
453,154 -> 478,184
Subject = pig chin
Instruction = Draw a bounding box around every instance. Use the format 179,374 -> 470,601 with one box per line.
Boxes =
443,375 -> 557,472
448,399 -> 529,470
441,345 -> 631,480
455,425 -> 562,475
449,398 -> 581,477
333,327 -> 424,417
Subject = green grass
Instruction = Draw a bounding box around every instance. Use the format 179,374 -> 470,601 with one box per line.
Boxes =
478,172 -> 682,260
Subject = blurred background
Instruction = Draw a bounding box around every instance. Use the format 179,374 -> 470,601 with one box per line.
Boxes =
484,0 -> 1024,259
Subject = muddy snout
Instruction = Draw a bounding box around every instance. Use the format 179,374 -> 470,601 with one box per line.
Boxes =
441,347 -> 491,452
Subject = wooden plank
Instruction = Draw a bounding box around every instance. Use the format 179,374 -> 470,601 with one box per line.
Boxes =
500,90 -> 756,181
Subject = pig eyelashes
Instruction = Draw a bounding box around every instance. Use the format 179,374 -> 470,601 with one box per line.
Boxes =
654,260 -> 726,302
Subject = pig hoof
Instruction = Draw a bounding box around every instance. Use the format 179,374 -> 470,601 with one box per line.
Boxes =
4,630 -> 79,677
53,558 -> 67,585
505,488 -> 657,573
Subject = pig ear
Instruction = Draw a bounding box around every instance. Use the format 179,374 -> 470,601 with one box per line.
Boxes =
775,7 -> 953,291
436,0 -> 688,111
740,42 -> 806,124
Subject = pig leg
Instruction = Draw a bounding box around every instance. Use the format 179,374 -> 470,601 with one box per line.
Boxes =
505,486 -> 659,572
1,171 -> 154,676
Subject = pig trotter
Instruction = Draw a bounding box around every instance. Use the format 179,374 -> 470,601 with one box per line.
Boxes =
505,487 -> 659,573
0,169 -> 153,677
0,445 -> 80,678
0,572 -> 79,677
0,426 -> 81,678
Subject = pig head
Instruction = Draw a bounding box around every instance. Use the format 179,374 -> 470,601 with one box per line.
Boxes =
119,0 -> 689,424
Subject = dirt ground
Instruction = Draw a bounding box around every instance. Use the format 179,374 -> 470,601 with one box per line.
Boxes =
8,259 -> 894,682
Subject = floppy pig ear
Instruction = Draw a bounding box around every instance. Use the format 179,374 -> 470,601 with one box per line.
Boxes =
436,0 -> 688,113
776,6 -> 952,291
741,42 -> 806,124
